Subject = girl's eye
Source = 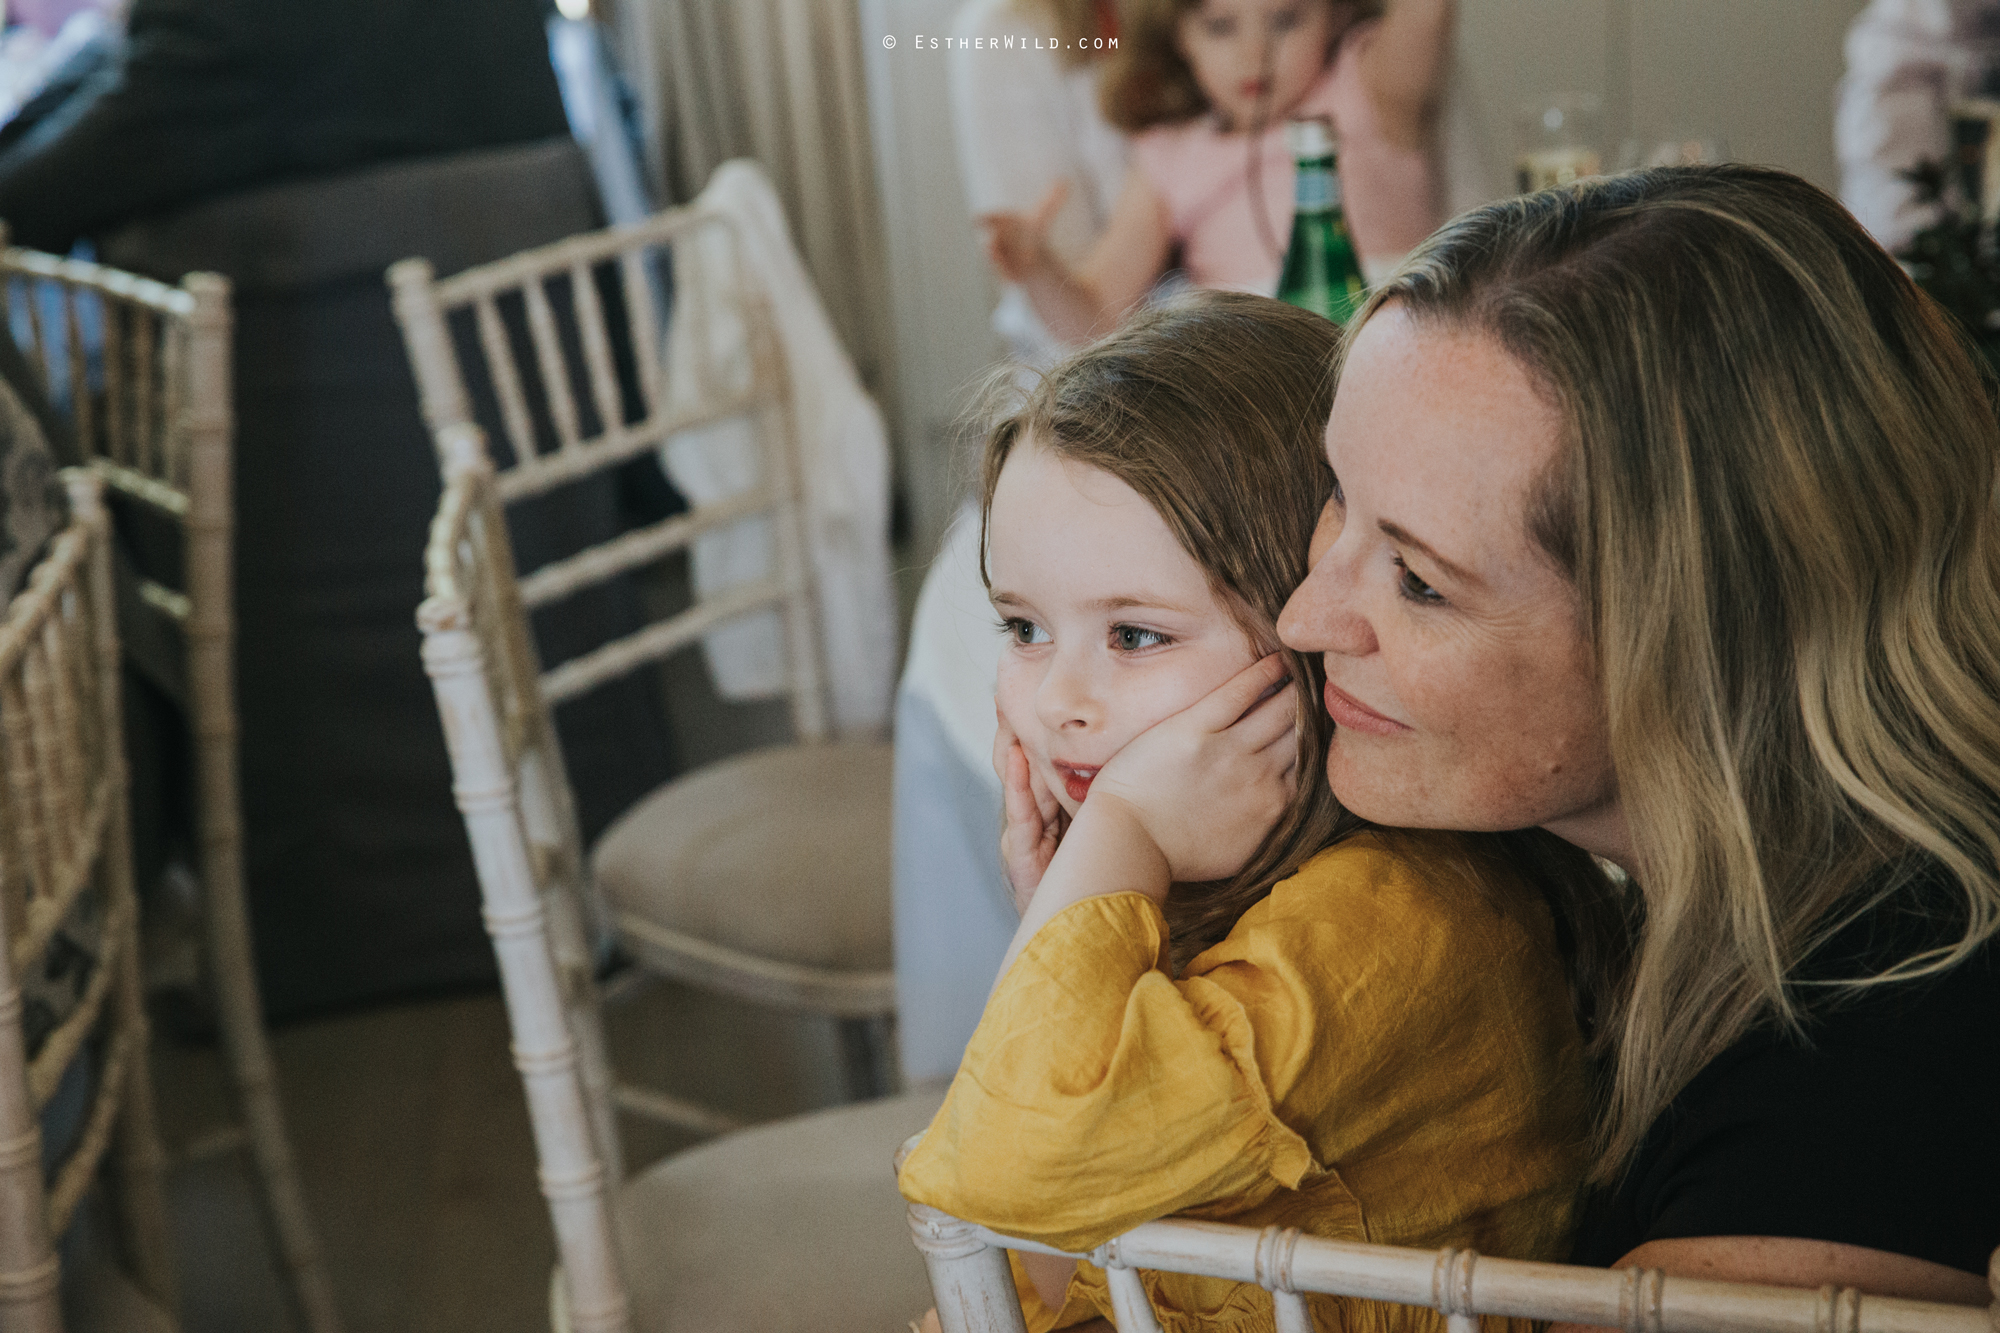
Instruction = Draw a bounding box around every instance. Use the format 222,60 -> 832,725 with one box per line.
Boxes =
1270,8 -> 1304,34
1201,15 -> 1235,38
1329,472 -> 1344,507
1112,624 -> 1170,651
1002,617 -> 1051,645
1395,558 -> 1443,605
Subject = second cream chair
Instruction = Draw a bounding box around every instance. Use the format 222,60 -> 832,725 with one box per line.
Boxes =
417,398 -> 942,1333
387,200 -> 898,1137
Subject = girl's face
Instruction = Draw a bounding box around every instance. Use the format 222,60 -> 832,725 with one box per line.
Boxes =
988,436 -> 1261,818
1276,306 -> 1628,863
1175,0 -> 1342,133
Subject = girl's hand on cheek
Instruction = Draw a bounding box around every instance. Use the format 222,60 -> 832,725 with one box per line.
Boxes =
987,658 -> 1295,992
994,717 -> 1067,916
1089,654 -> 1298,883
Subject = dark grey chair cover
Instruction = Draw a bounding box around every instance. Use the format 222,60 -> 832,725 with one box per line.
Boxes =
99,138 -> 681,1018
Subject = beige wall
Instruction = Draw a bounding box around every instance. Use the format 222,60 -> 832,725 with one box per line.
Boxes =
862,0 -> 998,562
862,0 -> 1875,561
1458,0 -> 1868,192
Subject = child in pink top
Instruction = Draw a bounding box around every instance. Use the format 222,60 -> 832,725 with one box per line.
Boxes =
982,0 -> 1452,343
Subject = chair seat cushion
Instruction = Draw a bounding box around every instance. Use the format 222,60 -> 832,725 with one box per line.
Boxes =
591,742 -> 895,975
616,1086 -> 947,1333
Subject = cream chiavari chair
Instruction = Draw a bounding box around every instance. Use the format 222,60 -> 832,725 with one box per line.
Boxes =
0,239 -> 342,1333
388,203 -> 896,1145
0,473 -> 176,1332
903,1186 -> 2000,1333
416,439 -> 943,1333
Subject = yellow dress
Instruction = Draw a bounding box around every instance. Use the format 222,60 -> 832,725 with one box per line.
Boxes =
897,831 -> 1590,1333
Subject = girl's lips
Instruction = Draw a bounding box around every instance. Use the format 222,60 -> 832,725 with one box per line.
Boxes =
1323,680 -> 1409,736
1054,762 -> 1099,803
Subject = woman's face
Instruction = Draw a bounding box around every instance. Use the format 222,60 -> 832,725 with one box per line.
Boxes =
1175,0 -> 1340,133
988,436 -> 1260,818
1277,306 -> 1628,862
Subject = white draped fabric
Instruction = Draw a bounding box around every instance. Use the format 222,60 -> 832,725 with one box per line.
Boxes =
661,160 -> 899,737
614,0 -> 895,403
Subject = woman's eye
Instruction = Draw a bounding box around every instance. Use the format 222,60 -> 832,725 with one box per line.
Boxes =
1002,617 -> 1050,645
1201,16 -> 1235,38
1112,625 -> 1170,651
1270,8 -> 1303,34
1329,473 -> 1344,507
1395,559 -> 1443,604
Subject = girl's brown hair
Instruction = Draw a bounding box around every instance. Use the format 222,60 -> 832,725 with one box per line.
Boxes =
977,291 -> 1625,997
1359,163 -> 2000,1181
1099,0 -> 1375,132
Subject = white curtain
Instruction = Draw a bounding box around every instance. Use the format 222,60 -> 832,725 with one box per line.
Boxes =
613,0 -> 895,401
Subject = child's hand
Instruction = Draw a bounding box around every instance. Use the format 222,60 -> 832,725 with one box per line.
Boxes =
988,657 -> 1295,990
977,180 -> 1069,283
994,713 -> 1066,915
1088,654 -> 1298,884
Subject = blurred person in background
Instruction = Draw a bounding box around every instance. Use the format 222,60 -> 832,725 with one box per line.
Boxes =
0,0 -> 566,252
0,0 -> 684,1020
1837,0 -> 2000,253
950,0 -> 1127,369
908,0 -> 1504,1080
0,0 -> 121,132
980,0 -> 1459,345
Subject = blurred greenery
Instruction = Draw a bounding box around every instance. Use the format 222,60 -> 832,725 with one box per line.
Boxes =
1897,160 -> 2000,369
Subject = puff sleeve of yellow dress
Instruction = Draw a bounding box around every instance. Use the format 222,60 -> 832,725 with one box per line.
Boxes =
897,831 -> 1591,1333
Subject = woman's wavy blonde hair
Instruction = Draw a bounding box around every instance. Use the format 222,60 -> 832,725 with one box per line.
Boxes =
1359,164 -> 2000,1181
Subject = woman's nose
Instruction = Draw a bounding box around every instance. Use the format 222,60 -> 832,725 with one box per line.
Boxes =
1279,548 -> 1379,659
1036,648 -> 1102,731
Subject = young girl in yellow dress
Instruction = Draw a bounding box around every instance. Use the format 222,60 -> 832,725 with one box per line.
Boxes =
897,290 -> 1621,1333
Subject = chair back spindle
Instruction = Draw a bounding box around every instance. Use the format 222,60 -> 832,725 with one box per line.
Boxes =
0,474 -> 179,1330
419,447 -> 630,1333
387,206 -> 829,747
905,1197 -> 2000,1333
0,238 -> 343,1333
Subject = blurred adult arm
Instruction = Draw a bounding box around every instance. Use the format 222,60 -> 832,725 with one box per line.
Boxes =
1358,0 -> 1454,151
1549,1238 -> 1989,1333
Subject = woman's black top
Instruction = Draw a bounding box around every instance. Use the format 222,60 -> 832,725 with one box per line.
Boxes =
1573,865 -> 2000,1274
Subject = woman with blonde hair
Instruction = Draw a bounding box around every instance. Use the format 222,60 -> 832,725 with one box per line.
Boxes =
1270,163 -> 1998,1294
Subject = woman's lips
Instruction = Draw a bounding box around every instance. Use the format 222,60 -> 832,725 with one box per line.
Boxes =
1054,762 -> 1099,803
1322,680 -> 1409,736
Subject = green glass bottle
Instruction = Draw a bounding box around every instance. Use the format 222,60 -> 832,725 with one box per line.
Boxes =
1276,118 -> 1367,323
